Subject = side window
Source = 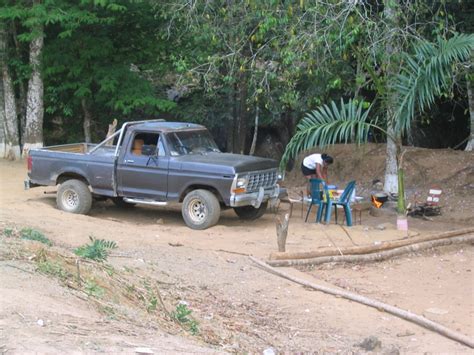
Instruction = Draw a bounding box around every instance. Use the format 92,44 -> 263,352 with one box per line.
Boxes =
130,132 -> 165,157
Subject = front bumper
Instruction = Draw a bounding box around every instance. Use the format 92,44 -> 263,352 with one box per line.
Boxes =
229,185 -> 280,208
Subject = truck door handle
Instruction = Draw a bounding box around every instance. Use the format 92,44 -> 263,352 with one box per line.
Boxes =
125,159 -> 135,163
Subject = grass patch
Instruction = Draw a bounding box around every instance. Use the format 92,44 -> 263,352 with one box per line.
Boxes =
20,228 -> 52,246
84,279 -> 105,298
37,260 -> 69,280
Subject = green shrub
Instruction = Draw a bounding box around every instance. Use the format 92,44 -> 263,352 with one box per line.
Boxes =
20,228 -> 52,246
172,303 -> 199,335
74,236 -> 117,262
3,227 -> 15,237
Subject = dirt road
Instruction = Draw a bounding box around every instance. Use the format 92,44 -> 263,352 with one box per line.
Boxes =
1,159 -> 473,353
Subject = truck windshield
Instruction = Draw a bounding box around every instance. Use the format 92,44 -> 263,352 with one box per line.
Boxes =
167,130 -> 220,156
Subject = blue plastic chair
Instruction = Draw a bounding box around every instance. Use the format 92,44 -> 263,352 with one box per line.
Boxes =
325,181 -> 356,226
305,179 -> 330,223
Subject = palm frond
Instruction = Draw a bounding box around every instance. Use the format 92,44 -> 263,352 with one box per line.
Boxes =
393,34 -> 474,133
279,99 -> 382,171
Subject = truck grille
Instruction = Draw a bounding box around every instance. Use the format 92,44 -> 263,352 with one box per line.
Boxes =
247,170 -> 278,192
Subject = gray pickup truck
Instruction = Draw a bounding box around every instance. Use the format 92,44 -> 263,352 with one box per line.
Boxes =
25,120 -> 281,229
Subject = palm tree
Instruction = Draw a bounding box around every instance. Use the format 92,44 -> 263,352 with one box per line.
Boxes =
280,34 -> 474,214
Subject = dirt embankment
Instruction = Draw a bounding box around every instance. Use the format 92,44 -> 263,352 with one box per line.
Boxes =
0,145 -> 473,353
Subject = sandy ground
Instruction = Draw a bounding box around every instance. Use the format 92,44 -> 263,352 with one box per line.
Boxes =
1,157 -> 473,353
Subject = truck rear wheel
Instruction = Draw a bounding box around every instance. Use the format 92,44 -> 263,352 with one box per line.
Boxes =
182,189 -> 220,230
233,202 -> 268,220
57,179 -> 92,215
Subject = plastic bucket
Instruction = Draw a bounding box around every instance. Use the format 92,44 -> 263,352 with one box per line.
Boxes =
397,217 -> 408,231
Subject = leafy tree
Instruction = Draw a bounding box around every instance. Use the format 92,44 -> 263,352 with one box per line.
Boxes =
156,0 -> 361,153
43,0 -> 175,143
1,0 -> 175,154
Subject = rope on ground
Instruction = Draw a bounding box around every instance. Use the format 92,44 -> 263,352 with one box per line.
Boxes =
249,256 -> 474,349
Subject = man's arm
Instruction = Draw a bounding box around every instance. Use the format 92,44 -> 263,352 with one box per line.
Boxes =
315,164 -> 324,180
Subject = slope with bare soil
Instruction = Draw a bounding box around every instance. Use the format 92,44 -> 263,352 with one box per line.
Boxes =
0,145 -> 473,353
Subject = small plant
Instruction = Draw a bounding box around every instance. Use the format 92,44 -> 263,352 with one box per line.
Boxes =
101,305 -> 116,319
74,236 -> 117,262
84,279 -> 105,298
147,295 -> 158,312
172,303 -> 199,335
3,227 -> 15,238
20,228 -> 52,246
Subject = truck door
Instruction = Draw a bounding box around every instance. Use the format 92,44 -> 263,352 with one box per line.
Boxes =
117,131 -> 169,200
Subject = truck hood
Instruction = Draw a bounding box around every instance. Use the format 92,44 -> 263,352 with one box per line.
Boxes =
173,152 -> 278,174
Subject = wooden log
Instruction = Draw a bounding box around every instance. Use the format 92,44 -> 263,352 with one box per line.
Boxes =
267,234 -> 474,267
105,119 -> 118,146
269,227 -> 474,260
250,256 -> 474,349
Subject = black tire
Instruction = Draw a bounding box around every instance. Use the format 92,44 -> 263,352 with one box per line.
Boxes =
233,202 -> 268,220
182,189 -> 221,230
56,179 -> 92,214
111,197 -> 136,208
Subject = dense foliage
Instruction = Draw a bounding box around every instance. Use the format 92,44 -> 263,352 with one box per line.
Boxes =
1,0 -> 473,154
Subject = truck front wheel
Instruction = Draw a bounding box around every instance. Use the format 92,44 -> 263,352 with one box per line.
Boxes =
233,202 -> 268,220
57,179 -> 92,215
182,190 -> 220,230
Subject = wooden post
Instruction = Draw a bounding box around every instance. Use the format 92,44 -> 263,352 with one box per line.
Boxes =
276,213 -> 290,252
105,119 -> 118,146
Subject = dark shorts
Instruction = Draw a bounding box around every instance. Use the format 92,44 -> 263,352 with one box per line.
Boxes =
301,163 -> 315,176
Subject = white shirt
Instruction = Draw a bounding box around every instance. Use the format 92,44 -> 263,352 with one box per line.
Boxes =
303,154 -> 324,169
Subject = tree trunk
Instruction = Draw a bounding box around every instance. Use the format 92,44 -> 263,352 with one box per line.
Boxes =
384,123 -> 399,193
22,22 -> 44,157
383,0 -> 400,194
3,65 -> 21,160
237,80 -> 248,154
0,72 -> 6,159
0,25 -> 6,158
11,21 -> 27,143
1,25 -> 20,160
465,79 -> 474,151
230,84 -> 238,153
249,106 -> 259,155
81,98 -> 92,143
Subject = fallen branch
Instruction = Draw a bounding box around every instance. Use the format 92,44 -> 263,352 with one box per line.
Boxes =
269,227 -> 474,260
267,234 -> 474,267
249,256 -> 474,349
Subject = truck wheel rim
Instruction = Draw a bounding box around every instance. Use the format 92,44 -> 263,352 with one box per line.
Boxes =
188,198 -> 206,223
62,189 -> 79,210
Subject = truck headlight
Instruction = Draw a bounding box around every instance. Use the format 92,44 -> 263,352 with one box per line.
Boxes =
236,177 -> 248,188
232,175 -> 248,194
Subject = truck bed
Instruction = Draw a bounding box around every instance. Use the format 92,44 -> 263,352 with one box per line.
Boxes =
28,143 -> 117,196
40,143 -> 116,155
